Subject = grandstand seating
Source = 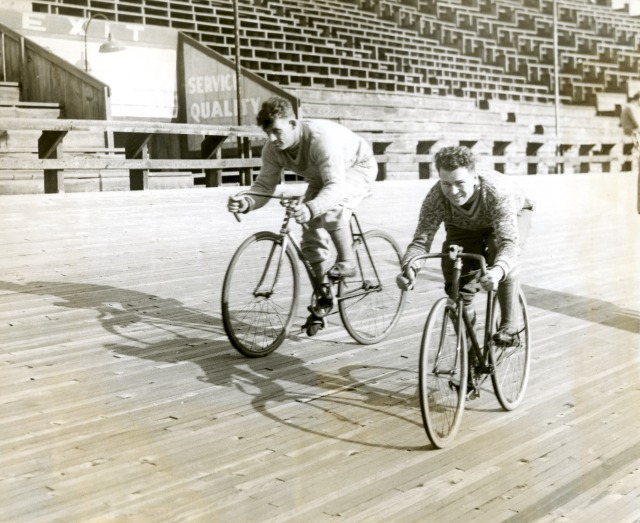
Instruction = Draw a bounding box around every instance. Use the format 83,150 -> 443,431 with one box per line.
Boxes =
291,87 -> 632,178
30,0 -> 640,106
0,81 -> 265,193
1,0 -> 634,192
0,81 -> 131,193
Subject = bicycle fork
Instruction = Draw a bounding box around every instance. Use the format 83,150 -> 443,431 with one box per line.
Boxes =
253,238 -> 288,298
253,208 -> 296,298
253,203 -> 305,298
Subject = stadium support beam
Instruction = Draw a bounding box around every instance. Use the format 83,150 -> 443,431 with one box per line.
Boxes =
552,0 -> 561,172
233,0 -> 242,126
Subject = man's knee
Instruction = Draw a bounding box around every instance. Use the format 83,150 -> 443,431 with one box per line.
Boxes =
320,206 -> 351,232
301,224 -> 331,263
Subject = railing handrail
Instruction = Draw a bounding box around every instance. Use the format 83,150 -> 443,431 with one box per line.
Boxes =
0,116 -> 264,138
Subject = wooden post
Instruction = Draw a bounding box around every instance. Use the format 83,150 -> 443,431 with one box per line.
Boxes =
371,141 -> 392,181
39,130 -> 67,193
240,137 -> 253,186
123,133 -> 152,190
201,135 -> 227,187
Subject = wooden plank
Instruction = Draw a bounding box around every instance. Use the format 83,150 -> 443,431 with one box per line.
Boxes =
0,117 -> 264,138
0,157 -> 264,170
0,172 -> 638,521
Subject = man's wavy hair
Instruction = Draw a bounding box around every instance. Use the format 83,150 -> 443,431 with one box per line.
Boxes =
435,146 -> 476,172
256,97 -> 296,130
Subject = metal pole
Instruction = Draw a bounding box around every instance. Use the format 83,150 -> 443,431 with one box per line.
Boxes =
1,34 -> 6,81
552,0 -> 561,172
232,0 -> 251,185
84,13 -> 109,73
84,14 -> 95,72
233,0 -> 242,126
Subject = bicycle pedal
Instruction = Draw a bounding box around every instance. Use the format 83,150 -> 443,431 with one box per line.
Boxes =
306,322 -> 324,337
362,279 -> 379,291
466,386 -> 480,400
302,313 -> 326,336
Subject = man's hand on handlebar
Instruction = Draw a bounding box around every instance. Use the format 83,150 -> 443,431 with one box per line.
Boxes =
292,202 -> 312,224
228,195 -> 250,214
396,266 -> 416,291
479,266 -> 504,292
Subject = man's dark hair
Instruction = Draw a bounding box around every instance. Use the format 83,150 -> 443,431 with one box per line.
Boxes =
256,97 -> 295,130
435,146 -> 476,172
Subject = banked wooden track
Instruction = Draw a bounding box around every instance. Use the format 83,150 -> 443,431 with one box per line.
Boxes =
0,173 -> 639,522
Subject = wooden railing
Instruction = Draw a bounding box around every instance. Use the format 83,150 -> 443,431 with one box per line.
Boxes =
0,117 -> 266,192
0,22 -> 111,120
0,117 -> 636,194
360,130 -> 637,177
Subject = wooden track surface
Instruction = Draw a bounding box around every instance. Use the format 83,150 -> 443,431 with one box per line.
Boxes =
1,173 -> 639,522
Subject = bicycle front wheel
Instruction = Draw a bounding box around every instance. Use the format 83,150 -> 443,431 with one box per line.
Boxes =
338,230 -> 406,344
222,231 -> 299,357
419,297 -> 467,448
490,289 -> 531,410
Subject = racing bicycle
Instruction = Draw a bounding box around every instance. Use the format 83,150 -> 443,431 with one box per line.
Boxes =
404,245 -> 531,448
222,191 -> 406,357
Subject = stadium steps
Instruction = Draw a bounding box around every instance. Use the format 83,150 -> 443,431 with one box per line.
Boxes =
0,83 -> 129,194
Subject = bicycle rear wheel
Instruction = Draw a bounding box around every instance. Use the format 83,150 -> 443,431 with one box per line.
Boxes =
490,289 -> 531,410
419,297 -> 467,448
222,231 -> 299,357
338,230 -> 406,344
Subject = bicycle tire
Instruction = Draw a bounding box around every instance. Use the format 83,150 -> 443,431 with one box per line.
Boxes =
221,231 -> 299,357
338,230 -> 406,344
419,297 -> 467,448
489,289 -> 531,410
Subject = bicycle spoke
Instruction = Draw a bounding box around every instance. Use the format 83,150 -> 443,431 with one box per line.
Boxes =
419,298 -> 466,448
490,291 -> 531,410
222,233 -> 299,357
234,298 -> 288,349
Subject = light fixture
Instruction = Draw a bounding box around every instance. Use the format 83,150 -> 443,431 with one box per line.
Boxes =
83,13 -> 126,73
99,34 -> 126,54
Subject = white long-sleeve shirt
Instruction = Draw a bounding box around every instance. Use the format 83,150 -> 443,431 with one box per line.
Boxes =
248,119 -> 376,217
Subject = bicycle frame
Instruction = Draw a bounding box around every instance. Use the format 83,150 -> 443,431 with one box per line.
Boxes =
244,193 -> 319,297
234,191 -> 383,303
224,189 -> 406,353
407,246 -> 495,376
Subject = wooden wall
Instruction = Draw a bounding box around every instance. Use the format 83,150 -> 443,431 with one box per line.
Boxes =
0,22 -> 110,120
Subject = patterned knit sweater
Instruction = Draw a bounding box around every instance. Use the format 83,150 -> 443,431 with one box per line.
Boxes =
402,169 -> 532,277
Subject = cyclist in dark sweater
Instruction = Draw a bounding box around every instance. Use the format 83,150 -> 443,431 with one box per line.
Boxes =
398,146 -> 535,346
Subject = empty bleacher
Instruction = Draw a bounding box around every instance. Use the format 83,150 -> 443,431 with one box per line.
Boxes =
292,87 -> 634,178
0,0 -> 632,192
30,0 -> 640,107
0,81 -> 133,193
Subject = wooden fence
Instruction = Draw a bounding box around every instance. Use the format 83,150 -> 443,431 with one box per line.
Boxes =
0,116 -> 637,194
